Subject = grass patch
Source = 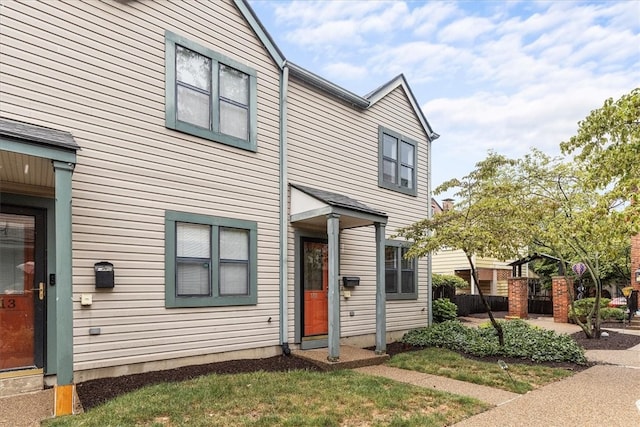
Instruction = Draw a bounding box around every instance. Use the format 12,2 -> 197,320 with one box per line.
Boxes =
388,347 -> 575,394
45,370 -> 488,427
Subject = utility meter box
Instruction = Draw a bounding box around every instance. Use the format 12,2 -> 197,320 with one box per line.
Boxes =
94,261 -> 114,288
342,276 -> 360,287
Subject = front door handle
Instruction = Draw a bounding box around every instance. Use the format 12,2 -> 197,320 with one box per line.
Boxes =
31,282 -> 45,300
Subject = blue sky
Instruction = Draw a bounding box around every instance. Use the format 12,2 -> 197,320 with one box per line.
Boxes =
248,0 -> 639,199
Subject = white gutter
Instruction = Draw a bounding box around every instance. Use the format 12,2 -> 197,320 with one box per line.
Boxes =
279,64 -> 290,354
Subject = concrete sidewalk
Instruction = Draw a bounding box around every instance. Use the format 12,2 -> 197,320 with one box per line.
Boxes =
360,317 -> 640,427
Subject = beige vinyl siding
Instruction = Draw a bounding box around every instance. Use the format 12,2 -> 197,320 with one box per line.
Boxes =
287,79 -> 430,341
475,257 -> 512,270
432,249 -> 470,276
1,0 -> 282,371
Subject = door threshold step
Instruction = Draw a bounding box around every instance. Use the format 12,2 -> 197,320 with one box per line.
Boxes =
0,369 -> 43,398
292,345 -> 389,371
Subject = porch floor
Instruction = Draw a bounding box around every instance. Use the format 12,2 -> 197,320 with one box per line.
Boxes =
292,345 -> 389,371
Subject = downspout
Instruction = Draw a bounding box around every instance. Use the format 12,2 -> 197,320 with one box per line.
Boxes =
279,63 -> 291,355
427,138 -> 433,327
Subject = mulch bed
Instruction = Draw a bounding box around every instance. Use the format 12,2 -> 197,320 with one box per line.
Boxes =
76,327 -> 640,411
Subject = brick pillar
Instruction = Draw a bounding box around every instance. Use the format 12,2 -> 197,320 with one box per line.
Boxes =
632,234 -> 640,311
552,276 -> 573,323
507,278 -> 528,319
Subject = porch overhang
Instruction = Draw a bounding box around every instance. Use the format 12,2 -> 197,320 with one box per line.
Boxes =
289,184 -> 388,229
0,117 -> 77,414
290,184 -> 388,360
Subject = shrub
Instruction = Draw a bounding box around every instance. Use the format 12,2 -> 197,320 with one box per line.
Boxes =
599,307 -> 626,321
401,319 -> 586,364
432,273 -> 468,289
569,297 -> 621,321
432,298 -> 458,323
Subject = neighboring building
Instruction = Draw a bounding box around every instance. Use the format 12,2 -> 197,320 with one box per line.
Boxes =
430,198 -> 522,296
0,0 -> 438,412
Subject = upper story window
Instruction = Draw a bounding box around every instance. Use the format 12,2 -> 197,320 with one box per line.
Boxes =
378,126 -> 418,196
165,211 -> 258,308
165,30 -> 257,152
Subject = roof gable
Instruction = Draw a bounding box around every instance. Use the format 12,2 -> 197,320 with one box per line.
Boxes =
234,0 -> 438,141
233,0 -> 285,68
366,74 -> 439,142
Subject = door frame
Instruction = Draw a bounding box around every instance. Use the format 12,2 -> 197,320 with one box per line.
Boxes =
0,204 -> 47,370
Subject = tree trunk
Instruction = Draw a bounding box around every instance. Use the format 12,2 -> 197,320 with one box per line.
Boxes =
466,254 -> 505,346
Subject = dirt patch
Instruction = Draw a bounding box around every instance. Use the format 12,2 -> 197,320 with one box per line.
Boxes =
77,355 -> 320,411
570,329 -> 640,350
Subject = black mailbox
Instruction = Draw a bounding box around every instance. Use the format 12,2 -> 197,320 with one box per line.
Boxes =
342,276 -> 360,287
95,261 -> 114,288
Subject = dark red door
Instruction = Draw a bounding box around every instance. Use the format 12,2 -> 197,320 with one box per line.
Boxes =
0,206 -> 46,371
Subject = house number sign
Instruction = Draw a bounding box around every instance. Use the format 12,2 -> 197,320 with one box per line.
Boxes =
0,298 -> 17,309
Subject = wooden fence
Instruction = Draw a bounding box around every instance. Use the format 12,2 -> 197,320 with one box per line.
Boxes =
449,295 -> 553,316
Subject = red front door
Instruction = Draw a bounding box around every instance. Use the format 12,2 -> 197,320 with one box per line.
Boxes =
0,207 -> 46,371
302,239 -> 328,337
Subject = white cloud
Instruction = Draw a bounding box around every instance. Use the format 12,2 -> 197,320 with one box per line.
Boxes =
411,2 -> 460,37
322,62 -> 368,82
250,0 -> 639,190
438,16 -> 495,44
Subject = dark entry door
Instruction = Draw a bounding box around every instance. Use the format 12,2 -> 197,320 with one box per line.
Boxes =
0,206 -> 46,371
301,238 -> 328,337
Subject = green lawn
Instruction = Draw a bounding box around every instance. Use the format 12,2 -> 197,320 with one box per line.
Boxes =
46,369 -> 489,427
387,347 -> 575,394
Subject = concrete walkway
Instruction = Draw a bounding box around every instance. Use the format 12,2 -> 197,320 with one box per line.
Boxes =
358,317 -> 640,427
0,389 -> 53,427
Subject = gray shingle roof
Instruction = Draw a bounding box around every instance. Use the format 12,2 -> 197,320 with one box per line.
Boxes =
291,184 -> 387,218
0,117 -> 79,151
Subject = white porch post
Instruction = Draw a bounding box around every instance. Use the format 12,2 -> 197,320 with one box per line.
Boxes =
327,213 -> 340,361
375,222 -> 386,354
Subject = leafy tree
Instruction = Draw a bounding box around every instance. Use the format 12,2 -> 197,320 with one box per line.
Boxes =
517,146 -> 636,338
541,88 -> 639,337
397,153 -> 532,346
560,87 -> 640,224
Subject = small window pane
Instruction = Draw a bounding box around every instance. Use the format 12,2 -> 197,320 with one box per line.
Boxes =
177,86 -> 210,128
401,271 -> 414,293
383,134 -> 397,159
219,64 -> 248,105
220,263 -> 248,295
401,142 -> 414,166
220,101 -> 248,140
385,270 -> 397,293
176,45 -> 211,91
177,223 -> 210,258
385,247 -> 397,269
401,248 -> 414,269
383,160 -> 397,184
400,165 -> 413,189
220,228 -> 249,260
177,261 -> 210,296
